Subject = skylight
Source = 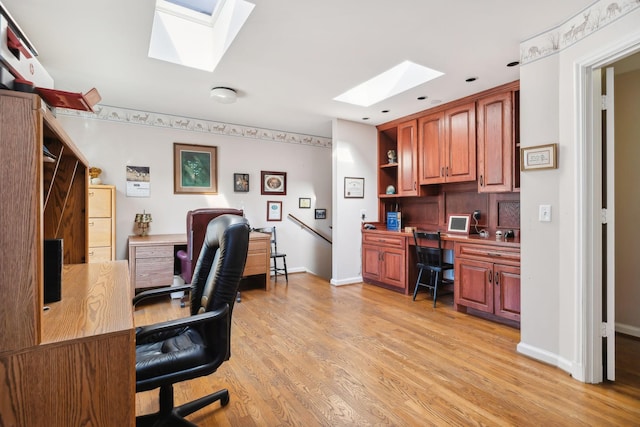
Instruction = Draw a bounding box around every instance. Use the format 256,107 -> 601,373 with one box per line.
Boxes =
334,61 -> 444,107
148,0 -> 255,72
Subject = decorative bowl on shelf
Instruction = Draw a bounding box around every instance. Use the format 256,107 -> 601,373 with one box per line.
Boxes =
386,185 -> 396,194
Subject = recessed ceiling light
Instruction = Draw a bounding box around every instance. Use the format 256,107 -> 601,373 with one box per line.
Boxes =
507,61 -> 520,67
334,60 -> 444,107
465,77 -> 478,82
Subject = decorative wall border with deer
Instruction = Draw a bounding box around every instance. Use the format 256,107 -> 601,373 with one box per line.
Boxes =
521,0 -> 640,65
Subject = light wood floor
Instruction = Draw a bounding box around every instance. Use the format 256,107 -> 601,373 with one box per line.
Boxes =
134,273 -> 640,426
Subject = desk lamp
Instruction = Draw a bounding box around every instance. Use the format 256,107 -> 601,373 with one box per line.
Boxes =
135,211 -> 152,236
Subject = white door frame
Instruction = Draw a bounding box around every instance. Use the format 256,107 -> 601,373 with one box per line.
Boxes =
575,35 -> 640,383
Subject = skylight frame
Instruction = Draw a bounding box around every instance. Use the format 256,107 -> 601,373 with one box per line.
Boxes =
334,60 -> 444,107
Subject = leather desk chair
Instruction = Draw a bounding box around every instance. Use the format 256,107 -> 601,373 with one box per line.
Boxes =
134,214 -> 250,426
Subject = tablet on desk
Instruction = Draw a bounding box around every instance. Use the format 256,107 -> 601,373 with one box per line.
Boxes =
447,214 -> 471,234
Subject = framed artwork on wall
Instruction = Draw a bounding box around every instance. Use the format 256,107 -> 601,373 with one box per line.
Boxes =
315,208 -> 326,219
299,197 -> 311,208
267,201 -> 282,221
344,177 -> 364,198
261,171 -> 287,195
233,173 -> 249,192
520,143 -> 558,171
173,143 -> 218,194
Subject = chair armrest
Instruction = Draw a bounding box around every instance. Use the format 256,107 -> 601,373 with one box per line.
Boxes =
136,304 -> 229,342
133,284 -> 192,306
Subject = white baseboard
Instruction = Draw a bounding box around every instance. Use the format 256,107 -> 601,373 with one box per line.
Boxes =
330,276 -> 362,286
616,322 -> 640,338
516,342 -> 574,376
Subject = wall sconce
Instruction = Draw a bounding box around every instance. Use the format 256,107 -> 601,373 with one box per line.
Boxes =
134,211 -> 152,236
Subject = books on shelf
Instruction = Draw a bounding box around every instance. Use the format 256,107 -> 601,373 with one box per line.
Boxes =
386,211 -> 401,231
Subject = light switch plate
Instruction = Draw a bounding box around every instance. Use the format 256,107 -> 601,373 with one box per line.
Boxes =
539,204 -> 552,222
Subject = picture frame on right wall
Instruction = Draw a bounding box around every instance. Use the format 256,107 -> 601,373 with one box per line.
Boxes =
520,143 -> 558,171
315,208 -> 326,219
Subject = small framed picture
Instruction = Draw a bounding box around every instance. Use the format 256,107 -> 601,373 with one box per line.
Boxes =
520,143 -> 558,171
267,201 -> 282,221
315,208 -> 326,220
261,171 -> 287,195
344,177 -> 364,198
233,173 -> 249,192
299,197 -> 311,209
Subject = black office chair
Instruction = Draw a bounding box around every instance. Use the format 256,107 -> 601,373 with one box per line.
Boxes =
133,215 -> 250,426
254,226 -> 288,283
413,230 -> 454,307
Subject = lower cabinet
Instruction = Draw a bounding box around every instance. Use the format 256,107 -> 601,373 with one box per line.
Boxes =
454,243 -> 520,322
362,232 -> 407,293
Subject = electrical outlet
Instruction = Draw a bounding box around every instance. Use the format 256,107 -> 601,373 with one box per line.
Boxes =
472,210 -> 481,221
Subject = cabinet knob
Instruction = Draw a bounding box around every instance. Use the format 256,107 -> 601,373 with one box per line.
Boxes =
480,175 -> 484,186
441,167 -> 445,177
488,272 -> 492,284
88,221 -> 94,227
495,272 -> 500,286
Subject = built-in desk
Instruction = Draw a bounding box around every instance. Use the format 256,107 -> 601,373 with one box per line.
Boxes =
128,232 -> 271,292
362,228 -> 521,324
0,261 -> 135,426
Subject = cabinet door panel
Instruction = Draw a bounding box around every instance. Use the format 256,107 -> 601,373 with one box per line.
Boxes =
381,248 -> 405,289
477,92 -> 512,192
455,258 -> 493,313
494,264 -> 520,321
398,120 -> 418,195
418,112 -> 445,184
88,187 -> 112,217
445,102 -> 476,183
362,245 -> 381,281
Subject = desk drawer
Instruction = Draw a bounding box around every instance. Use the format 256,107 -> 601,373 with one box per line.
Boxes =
135,257 -> 174,288
363,233 -> 405,248
455,243 -> 520,264
135,246 -> 173,259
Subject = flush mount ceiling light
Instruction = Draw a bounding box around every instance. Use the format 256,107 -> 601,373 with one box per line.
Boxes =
210,86 -> 237,103
334,60 -> 444,107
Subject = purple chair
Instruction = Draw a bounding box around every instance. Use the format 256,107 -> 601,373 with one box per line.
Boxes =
176,208 -> 244,284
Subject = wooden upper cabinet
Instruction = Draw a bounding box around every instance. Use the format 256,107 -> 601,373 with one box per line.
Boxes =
477,91 -> 513,192
419,102 -> 476,184
418,112 -> 445,184
397,120 -> 418,196
445,102 -> 476,183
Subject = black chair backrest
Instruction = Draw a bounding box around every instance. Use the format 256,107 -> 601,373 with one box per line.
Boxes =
190,214 -> 250,316
413,231 -> 444,268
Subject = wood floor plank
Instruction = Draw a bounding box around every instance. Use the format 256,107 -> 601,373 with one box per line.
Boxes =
134,273 -> 640,426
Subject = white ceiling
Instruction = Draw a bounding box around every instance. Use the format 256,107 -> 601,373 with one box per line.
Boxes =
3,0 -> 594,138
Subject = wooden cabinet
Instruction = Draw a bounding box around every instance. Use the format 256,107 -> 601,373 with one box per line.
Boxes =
419,102 -> 476,185
0,89 -> 88,353
88,184 -> 116,262
362,231 -> 407,292
0,90 -> 134,425
477,90 -> 516,192
397,119 -> 419,196
454,242 -> 520,322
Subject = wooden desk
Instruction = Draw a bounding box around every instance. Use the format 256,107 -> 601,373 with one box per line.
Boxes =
362,228 -> 521,324
128,232 -> 271,291
0,261 -> 135,426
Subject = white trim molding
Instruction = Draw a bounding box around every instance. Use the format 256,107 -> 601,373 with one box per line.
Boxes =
57,105 -> 332,149
520,0 -> 640,64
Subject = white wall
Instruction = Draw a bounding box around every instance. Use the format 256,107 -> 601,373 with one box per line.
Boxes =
331,119 -> 378,285
59,115 -> 333,279
518,5 -> 640,377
